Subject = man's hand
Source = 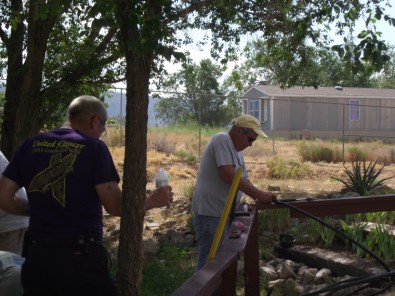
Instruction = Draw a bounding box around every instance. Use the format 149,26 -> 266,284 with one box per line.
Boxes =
255,191 -> 276,204
145,185 -> 174,211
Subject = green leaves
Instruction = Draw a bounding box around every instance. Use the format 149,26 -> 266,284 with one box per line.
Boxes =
331,160 -> 394,196
156,58 -> 238,127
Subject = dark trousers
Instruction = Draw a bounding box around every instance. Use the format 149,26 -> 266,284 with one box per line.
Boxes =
21,238 -> 118,296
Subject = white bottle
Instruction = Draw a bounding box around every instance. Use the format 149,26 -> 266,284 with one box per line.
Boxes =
155,167 -> 169,188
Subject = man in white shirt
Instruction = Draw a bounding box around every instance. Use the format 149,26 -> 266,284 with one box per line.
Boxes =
0,251 -> 24,296
0,151 -> 29,255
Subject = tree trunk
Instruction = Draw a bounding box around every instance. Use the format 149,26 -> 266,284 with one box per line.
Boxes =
1,0 -> 60,158
115,1 -> 156,295
117,53 -> 151,296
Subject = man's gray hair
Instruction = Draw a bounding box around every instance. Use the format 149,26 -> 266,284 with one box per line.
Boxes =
67,95 -> 107,122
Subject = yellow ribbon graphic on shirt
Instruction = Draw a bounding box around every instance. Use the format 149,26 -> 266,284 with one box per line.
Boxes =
29,152 -> 76,207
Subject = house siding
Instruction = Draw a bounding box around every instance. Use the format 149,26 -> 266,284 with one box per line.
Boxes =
241,85 -> 395,141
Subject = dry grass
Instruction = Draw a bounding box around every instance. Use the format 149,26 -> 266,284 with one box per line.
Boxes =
103,128 -> 395,202
102,129 -> 395,294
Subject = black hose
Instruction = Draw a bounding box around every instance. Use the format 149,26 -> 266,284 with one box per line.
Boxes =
272,199 -> 395,295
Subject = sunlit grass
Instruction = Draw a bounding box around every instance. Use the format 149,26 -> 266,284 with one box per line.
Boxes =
103,128 -> 395,295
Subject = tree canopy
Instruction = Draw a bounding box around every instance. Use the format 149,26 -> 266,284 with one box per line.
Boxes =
155,58 -> 240,126
225,38 -> 395,89
0,0 -> 128,157
1,1 -> 395,295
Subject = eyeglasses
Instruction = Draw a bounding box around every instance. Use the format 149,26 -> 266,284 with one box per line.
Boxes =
94,115 -> 107,139
99,119 -> 106,127
242,128 -> 257,143
97,114 -> 107,127
100,128 -> 108,139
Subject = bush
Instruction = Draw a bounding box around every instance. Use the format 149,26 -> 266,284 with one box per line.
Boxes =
258,208 -> 290,233
174,149 -> 198,164
148,132 -> 177,154
181,182 -> 195,202
297,141 -> 341,163
331,160 -> 394,195
347,146 -> 366,162
266,155 -> 310,179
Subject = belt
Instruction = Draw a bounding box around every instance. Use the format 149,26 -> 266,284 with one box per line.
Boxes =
30,234 -> 111,269
32,234 -> 102,245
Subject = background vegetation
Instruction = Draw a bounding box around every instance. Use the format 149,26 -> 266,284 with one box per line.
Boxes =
102,126 -> 395,295
2,1 -> 395,294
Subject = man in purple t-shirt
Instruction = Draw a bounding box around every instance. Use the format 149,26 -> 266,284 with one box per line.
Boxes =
0,95 -> 173,295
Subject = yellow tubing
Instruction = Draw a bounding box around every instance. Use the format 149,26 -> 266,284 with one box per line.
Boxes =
207,168 -> 243,262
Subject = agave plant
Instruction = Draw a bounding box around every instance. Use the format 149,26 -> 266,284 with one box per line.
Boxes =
332,160 -> 394,196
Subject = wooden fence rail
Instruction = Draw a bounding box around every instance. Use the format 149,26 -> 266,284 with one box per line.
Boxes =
172,195 -> 395,295
172,205 -> 260,296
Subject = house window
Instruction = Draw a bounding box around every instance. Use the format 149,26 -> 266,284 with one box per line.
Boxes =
263,99 -> 268,121
248,100 -> 260,121
349,100 -> 360,121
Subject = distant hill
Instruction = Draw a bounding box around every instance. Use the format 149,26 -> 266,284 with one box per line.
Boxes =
105,91 -> 163,127
0,87 -> 161,127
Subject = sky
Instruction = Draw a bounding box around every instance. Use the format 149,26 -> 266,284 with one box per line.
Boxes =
164,3 -> 395,76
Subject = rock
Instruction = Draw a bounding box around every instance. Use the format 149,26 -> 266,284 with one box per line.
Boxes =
143,238 -> 160,255
275,245 -> 383,277
286,259 -> 301,272
297,264 -> 309,276
268,185 -> 280,191
267,258 -> 283,267
260,265 -> 278,281
268,278 -> 286,288
279,260 -> 297,279
146,222 -> 160,230
301,269 -> 316,285
293,283 -> 304,294
369,185 -> 393,195
315,268 -> 332,284
285,277 -> 297,289
343,191 -> 360,198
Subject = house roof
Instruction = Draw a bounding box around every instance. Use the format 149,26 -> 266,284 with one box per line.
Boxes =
242,85 -> 395,99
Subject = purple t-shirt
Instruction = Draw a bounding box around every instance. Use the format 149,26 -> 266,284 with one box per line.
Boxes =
3,128 -> 120,241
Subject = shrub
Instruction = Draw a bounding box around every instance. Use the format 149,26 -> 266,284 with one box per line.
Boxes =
347,146 -> 366,162
306,218 -> 336,247
148,132 -> 177,154
297,141 -> 341,163
331,160 -> 395,195
258,208 -> 290,233
181,182 -> 195,202
102,125 -> 124,147
266,155 -> 310,179
340,213 -> 395,262
174,149 -> 198,164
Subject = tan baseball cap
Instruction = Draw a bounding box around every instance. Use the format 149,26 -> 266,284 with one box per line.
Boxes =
231,114 -> 268,137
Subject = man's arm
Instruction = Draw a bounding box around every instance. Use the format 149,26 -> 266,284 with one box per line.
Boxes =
95,181 -> 122,216
0,176 -> 30,216
96,182 -> 174,216
219,165 -> 274,203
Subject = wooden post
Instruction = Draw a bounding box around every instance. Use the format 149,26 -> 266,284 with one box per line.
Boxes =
244,206 -> 260,296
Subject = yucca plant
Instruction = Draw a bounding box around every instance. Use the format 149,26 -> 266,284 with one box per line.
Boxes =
331,160 -> 394,196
